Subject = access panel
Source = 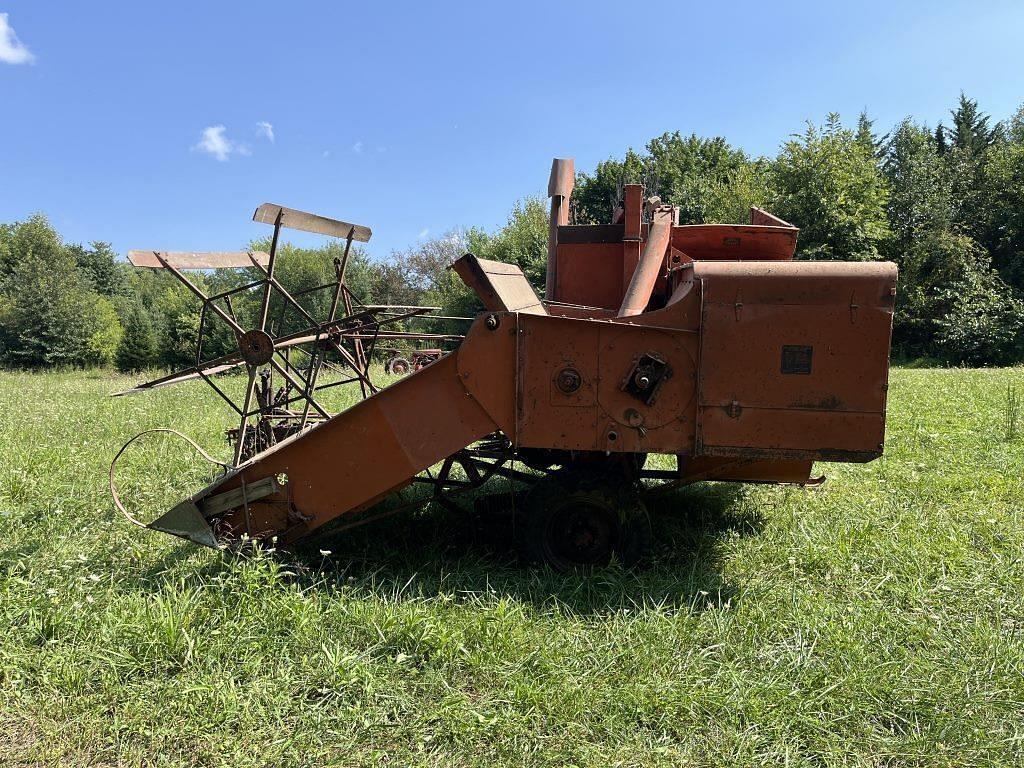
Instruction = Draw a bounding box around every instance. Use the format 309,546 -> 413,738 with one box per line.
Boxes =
695,261 -> 897,461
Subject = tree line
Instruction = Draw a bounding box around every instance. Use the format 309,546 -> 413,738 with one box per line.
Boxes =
2,94 -> 1023,371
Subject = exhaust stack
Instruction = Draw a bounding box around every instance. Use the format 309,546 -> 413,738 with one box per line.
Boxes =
545,158 -> 574,300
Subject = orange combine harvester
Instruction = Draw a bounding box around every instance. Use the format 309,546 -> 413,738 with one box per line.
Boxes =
113,158 -> 897,569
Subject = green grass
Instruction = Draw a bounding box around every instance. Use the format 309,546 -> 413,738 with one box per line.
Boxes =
1,367 -> 1023,766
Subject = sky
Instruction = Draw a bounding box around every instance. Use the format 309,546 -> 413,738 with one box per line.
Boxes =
2,1 -> 1024,261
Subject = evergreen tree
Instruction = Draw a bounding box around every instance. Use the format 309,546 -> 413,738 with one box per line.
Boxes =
115,304 -> 157,372
772,114 -> 890,260
855,109 -> 886,156
950,93 -> 1000,156
946,94 -> 1001,242
882,119 -> 952,253
1008,104 -> 1024,143
979,131 -> 1024,288
0,215 -> 121,368
3,246 -> 97,366
69,241 -> 127,297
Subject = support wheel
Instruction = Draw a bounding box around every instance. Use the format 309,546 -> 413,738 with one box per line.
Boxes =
387,357 -> 411,375
517,470 -> 651,570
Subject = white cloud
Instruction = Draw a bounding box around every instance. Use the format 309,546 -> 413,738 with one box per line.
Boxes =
256,121 -> 274,142
0,13 -> 35,65
351,141 -> 363,154
418,228 -> 429,239
192,125 -> 249,161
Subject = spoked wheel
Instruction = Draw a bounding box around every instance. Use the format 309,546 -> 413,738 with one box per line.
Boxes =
388,357 -> 411,375
517,470 -> 651,570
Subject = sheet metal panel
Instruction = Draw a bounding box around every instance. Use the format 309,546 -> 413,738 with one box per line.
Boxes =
672,225 -> 797,260
695,261 -> 896,460
555,243 -> 626,309
452,255 -> 547,315
193,353 -> 498,542
514,313 -> 697,455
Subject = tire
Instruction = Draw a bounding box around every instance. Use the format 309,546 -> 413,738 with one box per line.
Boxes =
388,357 -> 411,375
516,470 -> 652,570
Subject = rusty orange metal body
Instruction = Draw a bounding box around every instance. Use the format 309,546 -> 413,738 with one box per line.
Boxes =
136,159 -> 897,554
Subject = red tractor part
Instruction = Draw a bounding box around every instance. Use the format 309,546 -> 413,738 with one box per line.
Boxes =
114,160 -> 896,568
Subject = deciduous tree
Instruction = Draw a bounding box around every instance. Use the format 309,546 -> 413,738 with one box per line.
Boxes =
772,114 -> 890,260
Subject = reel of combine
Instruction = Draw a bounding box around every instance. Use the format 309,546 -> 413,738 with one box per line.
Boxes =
115,203 -> 460,467
112,203 -> 465,545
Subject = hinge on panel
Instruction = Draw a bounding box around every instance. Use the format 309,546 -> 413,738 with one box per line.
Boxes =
734,289 -> 743,321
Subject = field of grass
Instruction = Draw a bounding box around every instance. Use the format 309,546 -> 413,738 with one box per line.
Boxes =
1,366 -> 1023,766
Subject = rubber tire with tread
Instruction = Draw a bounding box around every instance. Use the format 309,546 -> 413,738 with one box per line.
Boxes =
388,357 -> 411,375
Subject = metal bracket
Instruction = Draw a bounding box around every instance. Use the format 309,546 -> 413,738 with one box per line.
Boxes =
622,353 -> 672,406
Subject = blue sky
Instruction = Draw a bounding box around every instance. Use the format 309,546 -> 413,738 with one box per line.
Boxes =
2,1 -> 1023,260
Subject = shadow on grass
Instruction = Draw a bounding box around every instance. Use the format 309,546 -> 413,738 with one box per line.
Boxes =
135,481 -> 763,615
287,481 -> 761,615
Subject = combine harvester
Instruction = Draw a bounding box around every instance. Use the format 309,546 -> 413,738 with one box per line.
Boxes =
113,159 -> 897,569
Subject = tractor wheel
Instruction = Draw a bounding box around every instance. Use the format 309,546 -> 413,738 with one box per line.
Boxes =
517,470 -> 651,570
388,357 -> 411,375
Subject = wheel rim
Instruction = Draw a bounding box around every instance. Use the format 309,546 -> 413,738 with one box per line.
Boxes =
544,501 -> 618,566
